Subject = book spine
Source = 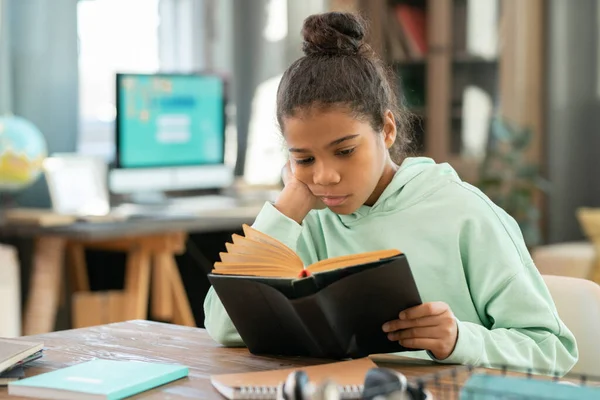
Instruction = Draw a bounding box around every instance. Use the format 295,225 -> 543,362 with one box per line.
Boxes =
236,385 -> 278,399
234,385 -> 363,400
291,276 -> 319,298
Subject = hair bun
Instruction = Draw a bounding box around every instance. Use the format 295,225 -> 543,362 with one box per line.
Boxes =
301,12 -> 367,57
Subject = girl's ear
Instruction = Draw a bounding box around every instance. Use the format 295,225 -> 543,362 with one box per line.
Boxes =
382,110 -> 397,149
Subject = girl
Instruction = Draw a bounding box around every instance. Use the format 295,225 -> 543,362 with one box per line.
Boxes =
204,12 -> 577,373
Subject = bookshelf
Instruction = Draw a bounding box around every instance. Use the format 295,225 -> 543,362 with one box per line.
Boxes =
328,0 -> 544,184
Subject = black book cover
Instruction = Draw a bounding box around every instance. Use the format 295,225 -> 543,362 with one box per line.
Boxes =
208,254 -> 422,359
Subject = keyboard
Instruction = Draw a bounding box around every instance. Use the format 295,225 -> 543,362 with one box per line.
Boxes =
110,195 -> 238,217
168,195 -> 239,210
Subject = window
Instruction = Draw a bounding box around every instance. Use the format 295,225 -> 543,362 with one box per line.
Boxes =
77,0 -> 160,161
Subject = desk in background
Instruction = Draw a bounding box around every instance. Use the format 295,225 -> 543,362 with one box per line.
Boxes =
0,203 -> 263,336
0,320 -> 464,400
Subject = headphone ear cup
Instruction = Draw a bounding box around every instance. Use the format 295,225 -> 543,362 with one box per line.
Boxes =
362,368 -> 408,400
280,370 -> 312,400
313,379 -> 341,400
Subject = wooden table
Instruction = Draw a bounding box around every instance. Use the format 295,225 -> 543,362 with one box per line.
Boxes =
0,205 -> 263,335
0,320 -> 469,399
1,207 -> 263,241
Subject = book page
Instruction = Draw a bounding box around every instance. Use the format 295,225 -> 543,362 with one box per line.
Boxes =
241,225 -> 301,263
212,263 -> 298,278
213,225 -> 305,277
219,253 -> 298,269
308,249 -> 401,273
227,237 -> 296,265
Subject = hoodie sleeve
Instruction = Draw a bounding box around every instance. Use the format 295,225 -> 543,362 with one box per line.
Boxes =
433,194 -> 578,375
203,202 -> 324,346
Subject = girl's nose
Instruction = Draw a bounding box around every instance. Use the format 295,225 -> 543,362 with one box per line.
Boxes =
313,161 -> 341,186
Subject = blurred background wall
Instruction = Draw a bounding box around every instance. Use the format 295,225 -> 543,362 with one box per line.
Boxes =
546,0 -> 600,243
3,0 -> 600,244
2,0 -> 600,331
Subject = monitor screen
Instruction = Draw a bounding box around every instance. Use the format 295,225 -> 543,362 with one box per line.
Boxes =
116,73 -> 225,168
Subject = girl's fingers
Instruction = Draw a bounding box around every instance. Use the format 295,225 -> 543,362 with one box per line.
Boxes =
383,314 -> 445,332
386,326 -> 444,342
398,336 -> 458,360
397,337 -> 440,351
399,302 -> 448,320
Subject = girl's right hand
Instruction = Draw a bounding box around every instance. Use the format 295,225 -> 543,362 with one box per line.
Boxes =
274,161 -> 324,224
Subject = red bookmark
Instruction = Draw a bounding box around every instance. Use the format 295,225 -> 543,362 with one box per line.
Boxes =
298,269 -> 312,278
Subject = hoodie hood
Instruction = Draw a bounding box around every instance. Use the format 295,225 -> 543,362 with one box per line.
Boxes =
335,157 -> 460,225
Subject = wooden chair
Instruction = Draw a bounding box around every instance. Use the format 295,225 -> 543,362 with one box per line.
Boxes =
543,274 -> 600,376
531,242 -> 594,279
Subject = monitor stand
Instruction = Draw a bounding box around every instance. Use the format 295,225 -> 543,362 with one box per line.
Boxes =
128,191 -> 170,206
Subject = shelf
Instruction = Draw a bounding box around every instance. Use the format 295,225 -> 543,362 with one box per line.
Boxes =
452,53 -> 498,64
406,106 -> 463,119
395,58 -> 427,67
388,0 -> 426,7
392,53 -> 498,68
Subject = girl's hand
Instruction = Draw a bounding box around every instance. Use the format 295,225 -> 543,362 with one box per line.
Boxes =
382,302 -> 458,360
274,161 -> 324,224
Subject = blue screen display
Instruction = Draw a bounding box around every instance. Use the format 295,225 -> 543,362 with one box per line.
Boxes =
117,74 -> 224,168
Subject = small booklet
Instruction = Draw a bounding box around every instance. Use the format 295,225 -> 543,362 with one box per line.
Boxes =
0,338 -> 44,375
208,225 -> 422,358
8,359 -> 188,400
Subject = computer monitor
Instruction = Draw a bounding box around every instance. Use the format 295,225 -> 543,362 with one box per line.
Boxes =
109,73 -> 234,203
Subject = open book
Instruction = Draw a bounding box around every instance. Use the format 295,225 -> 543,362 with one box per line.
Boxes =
212,224 -> 402,278
208,225 -> 422,359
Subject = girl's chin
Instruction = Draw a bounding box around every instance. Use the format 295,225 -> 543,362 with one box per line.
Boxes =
326,202 -> 362,215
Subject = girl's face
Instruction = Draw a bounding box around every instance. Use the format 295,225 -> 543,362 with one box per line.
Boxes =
283,108 -> 398,214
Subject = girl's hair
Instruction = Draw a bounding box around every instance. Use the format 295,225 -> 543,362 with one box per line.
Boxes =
276,11 -> 413,161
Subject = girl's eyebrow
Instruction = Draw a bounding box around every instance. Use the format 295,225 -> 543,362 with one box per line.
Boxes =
328,134 -> 359,147
289,134 -> 359,153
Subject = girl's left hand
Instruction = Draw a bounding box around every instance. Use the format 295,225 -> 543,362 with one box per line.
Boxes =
382,301 -> 458,360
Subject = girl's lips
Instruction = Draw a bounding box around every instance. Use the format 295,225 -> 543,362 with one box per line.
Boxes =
320,196 -> 349,207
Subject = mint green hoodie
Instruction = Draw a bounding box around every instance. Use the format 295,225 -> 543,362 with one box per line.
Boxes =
204,157 -> 578,373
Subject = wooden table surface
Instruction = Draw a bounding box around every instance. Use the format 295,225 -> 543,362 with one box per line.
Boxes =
0,320 -> 470,399
0,204 -> 262,241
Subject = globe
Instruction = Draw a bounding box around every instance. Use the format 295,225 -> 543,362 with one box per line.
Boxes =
0,115 -> 47,192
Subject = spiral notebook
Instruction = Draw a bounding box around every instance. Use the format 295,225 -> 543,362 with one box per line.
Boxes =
210,358 -> 376,399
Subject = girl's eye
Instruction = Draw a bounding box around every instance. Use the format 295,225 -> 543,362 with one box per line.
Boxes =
295,157 -> 315,165
337,148 -> 355,156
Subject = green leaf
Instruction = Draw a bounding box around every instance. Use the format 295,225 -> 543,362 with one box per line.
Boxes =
515,164 -> 539,178
534,177 -> 552,192
491,118 -> 513,142
513,128 -> 532,150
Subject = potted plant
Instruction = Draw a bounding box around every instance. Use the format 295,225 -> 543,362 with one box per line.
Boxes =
477,117 -> 550,248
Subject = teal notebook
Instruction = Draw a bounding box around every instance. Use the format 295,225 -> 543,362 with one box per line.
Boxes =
8,359 -> 188,400
460,373 -> 600,400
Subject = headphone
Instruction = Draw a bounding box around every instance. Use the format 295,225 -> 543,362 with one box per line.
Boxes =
276,367 -> 430,400
277,371 -> 314,400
